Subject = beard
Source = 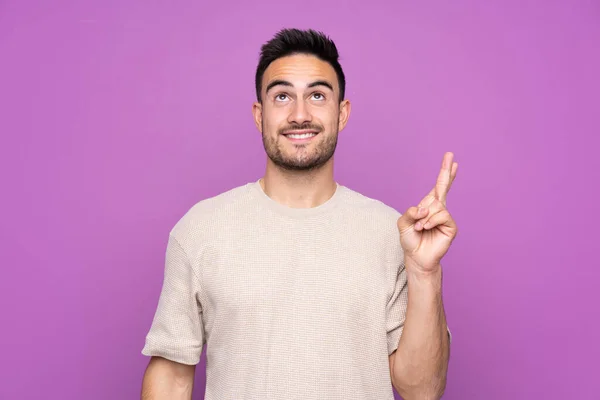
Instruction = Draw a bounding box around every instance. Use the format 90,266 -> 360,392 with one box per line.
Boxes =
261,121 -> 339,171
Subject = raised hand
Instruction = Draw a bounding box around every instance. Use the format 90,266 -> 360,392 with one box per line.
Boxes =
397,152 -> 459,274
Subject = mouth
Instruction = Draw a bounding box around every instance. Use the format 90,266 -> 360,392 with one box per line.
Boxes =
282,129 -> 319,143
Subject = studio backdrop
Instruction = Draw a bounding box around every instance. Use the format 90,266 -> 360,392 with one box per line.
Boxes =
1,1 -> 598,399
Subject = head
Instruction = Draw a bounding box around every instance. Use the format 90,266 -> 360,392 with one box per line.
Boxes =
252,29 -> 351,171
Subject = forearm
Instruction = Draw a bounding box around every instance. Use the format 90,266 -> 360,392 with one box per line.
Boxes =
141,357 -> 195,400
392,264 -> 450,400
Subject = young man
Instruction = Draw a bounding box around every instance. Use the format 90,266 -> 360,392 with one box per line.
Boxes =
141,28 -> 457,400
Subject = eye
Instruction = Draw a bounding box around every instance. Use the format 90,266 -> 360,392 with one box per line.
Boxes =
311,92 -> 325,101
275,93 -> 289,102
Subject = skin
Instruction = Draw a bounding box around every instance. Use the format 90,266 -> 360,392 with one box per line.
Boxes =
252,53 -> 350,207
141,357 -> 194,400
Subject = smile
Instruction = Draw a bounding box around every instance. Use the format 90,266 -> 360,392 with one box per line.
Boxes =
282,130 -> 319,142
286,132 -> 317,139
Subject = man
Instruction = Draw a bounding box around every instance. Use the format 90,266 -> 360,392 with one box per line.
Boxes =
141,28 -> 457,400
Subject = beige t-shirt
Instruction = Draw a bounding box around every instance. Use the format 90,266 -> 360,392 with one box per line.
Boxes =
142,180 -> 410,399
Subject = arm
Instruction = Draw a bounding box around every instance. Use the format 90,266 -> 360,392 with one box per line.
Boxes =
141,356 -> 196,400
391,152 -> 458,399
389,265 -> 449,399
140,234 -> 205,399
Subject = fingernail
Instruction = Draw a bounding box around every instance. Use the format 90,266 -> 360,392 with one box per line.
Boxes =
415,222 -> 422,230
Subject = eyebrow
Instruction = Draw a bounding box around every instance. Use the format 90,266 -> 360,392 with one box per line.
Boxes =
308,80 -> 334,91
265,79 -> 334,94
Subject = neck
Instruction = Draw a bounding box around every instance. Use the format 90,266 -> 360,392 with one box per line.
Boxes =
260,158 -> 337,209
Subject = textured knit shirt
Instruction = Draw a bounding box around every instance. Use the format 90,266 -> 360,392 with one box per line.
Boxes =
141,180 -> 410,400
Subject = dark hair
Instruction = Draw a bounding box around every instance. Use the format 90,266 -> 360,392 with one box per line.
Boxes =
255,28 -> 346,103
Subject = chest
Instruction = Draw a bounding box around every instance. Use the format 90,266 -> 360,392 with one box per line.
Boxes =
197,219 -> 391,323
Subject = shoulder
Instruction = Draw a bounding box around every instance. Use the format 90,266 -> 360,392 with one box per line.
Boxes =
169,182 -> 255,248
338,184 -> 403,223
337,184 -> 403,242
337,184 -> 405,262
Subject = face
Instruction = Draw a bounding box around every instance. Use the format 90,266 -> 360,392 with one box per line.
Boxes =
253,54 -> 351,171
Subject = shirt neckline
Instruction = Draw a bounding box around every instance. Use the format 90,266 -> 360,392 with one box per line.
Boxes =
249,178 -> 343,218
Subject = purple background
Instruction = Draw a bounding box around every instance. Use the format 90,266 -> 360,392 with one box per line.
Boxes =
1,1 -> 598,399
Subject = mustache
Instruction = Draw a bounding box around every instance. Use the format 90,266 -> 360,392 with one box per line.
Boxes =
277,123 -> 323,135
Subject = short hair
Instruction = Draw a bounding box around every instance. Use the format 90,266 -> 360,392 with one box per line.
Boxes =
255,28 -> 346,103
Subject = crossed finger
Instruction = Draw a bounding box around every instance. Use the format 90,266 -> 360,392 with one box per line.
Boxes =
414,152 -> 458,229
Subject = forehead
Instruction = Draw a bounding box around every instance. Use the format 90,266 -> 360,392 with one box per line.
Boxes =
263,54 -> 338,91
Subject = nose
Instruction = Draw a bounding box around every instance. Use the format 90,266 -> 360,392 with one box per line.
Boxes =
287,98 -> 312,125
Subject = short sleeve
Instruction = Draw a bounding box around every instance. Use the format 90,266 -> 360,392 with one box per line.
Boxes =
141,234 -> 205,365
386,261 -> 408,355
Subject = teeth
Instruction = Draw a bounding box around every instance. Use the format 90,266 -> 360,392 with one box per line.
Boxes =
287,133 -> 316,139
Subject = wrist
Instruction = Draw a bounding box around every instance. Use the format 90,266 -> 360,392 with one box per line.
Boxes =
405,261 -> 443,286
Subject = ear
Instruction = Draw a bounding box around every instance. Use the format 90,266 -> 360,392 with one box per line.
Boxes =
252,101 -> 263,133
337,99 -> 351,132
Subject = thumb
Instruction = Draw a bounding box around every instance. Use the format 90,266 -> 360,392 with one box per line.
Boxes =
397,206 -> 429,232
